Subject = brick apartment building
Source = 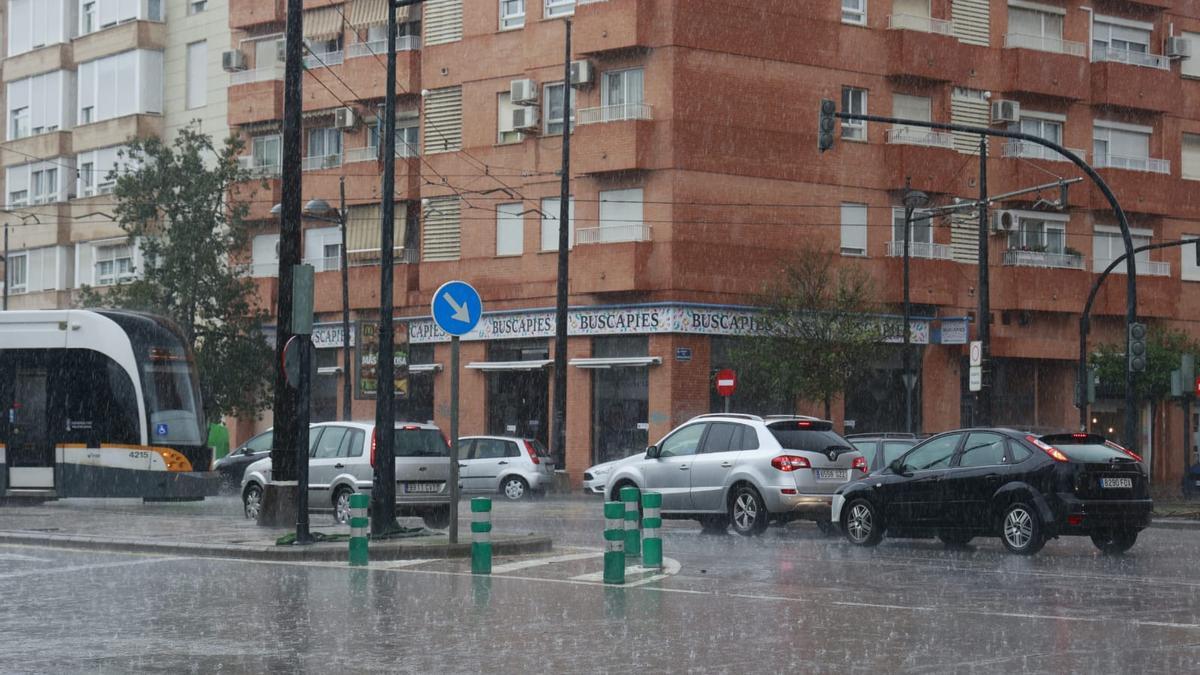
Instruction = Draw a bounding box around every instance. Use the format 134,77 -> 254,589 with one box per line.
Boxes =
23,0 -> 1182,488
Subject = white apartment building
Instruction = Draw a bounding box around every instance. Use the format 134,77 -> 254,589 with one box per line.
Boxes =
1,0 -> 229,309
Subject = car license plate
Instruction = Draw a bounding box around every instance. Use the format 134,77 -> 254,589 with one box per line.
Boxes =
814,469 -> 848,481
402,482 -> 441,494
1100,477 -> 1133,489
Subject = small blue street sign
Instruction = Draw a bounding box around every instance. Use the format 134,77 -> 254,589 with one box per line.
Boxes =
155,423 -> 169,436
675,347 -> 693,362
431,280 -> 483,336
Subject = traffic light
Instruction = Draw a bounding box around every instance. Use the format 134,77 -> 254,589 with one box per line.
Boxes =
818,99 -> 836,153
1128,322 -> 1147,373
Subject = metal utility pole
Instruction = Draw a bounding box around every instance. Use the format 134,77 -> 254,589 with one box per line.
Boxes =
976,137 -> 991,427
901,183 -> 928,434
340,177 -> 351,421
2,223 -> 8,311
261,0 -> 305,526
551,20 -> 572,471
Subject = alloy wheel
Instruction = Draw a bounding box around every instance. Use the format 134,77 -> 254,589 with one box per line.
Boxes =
733,493 -> 758,530
244,486 -> 262,520
1004,506 -> 1033,550
504,478 -> 526,501
847,503 -> 873,544
334,491 -> 352,524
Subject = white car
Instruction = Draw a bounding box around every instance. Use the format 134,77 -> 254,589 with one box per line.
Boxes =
457,436 -> 555,500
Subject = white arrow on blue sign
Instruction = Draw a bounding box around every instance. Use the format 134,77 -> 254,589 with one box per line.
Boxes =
431,280 -> 483,336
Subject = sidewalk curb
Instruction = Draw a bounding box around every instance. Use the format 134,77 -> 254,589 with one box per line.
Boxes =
1147,518 -> 1200,531
0,531 -> 553,562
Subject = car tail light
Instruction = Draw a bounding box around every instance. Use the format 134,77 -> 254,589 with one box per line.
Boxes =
852,456 -> 868,473
524,440 -> 540,464
780,488 -> 798,495
1067,515 -> 1084,526
1027,435 -> 1068,463
771,455 -> 811,472
1105,440 -> 1143,463
796,421 -> 813,428
370,428 -> 377,468
401,425 -> 420,431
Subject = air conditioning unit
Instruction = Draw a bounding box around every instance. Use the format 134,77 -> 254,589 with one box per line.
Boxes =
569,60 -> 594,87
221,50 -> 247,72
510,78 -> 538,105
991,210 -> 1019,233
334,107 -> 357,129
990,100 -> 1020,124
1166,36 -> 1192,59
512,106 -> 540,131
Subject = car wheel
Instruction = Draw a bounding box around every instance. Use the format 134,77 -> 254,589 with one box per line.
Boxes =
815,520 -> 839,536
938,532 -> 973,547
422,506 -> 451,530
842,498 -> 884,547
699,515 -> 729,534
501,476 -> 529,501
242,484 -> 263,520
333,487 -> 354,525
1000,502 -> 1046,555
728,485 -> 769,536
1090,529 -> 1139,555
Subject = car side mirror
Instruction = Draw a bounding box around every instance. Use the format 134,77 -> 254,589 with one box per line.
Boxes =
645,445 -> 659,459
888,459 -> 909,476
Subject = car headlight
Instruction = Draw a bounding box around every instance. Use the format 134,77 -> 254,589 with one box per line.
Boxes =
592,466 -> 611,477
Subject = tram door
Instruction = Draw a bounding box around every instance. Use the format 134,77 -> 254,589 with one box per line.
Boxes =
2,357 -> 56,489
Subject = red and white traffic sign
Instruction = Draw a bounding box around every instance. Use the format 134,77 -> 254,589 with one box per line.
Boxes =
1194,375 -> 1200,398
715,369 -> 737,397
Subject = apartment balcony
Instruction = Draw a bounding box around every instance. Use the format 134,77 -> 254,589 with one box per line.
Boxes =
1088,162 -> 1176,217
884,14 -> 970,83
315,41 -> 420,107
1090,55 -> 1179,113
1095,154 -> 1170,175
2,131 -> 72,169
303,49 -> 344,70
575,0 -> 653,55
570,226 -> 653,294
1003,249 -> 1085,270
346,35 -> 421,60
72,20 -> 165,64
231,173 -> 282,222
1097,258 -> 1172,277
577,224 -> 652,245
885,127 -> 954,148
1001,141 -> 1087,163
885,240 -> 953,260
231,0 -> 285,30
573,105 -> 654,174
302,154 -> 343,172
229,70 -> 285,127
233,262 -> 280,278
883,128 -> 961,195
1001,35 -> 1089,100
72,114 -> 163,153
344,142 -> 419,165
3,43 -> 73,81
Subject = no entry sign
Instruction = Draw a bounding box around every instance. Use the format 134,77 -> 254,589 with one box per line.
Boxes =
715,369 -> 737,397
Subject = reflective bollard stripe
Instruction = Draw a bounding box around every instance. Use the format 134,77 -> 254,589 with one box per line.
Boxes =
603,501 -> 625,585
620,485 -> 641,559
471,497 -> 493,575
349,493 -> 369,566
641,492 -> 663,570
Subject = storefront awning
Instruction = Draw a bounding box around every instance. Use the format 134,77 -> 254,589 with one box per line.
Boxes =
410,363 -> 443,373
466,360 -> 554,372
569,357 -> 663,369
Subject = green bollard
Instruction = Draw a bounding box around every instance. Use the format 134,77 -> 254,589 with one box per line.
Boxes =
349,493 -> 369,566
471,497 -> 493,575
641,491 -> 663,570
620,485 -> 641,559
603,501 -> 625,585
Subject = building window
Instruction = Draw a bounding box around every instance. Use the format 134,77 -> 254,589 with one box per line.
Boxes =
9,0 -> 70,56
1182,233 -> 1200,282
76,145 -> 127,196
189,0 -> 208,14
596,188 -> 646,243
10,107 -> 30,140
186,41 -> 208,110
500,0 -> 525,29
840,203 -> 868,256
79,162 -> 96,195
306,127 -> 343,166
1007,5 -> 1066,53
78,50 -> 166,123
8,190 -> 28,207
891,207 -> 933,245
497,92 -> 521,144
841,87 -> 867,141
251,234 -> 281,277
1093,122 -> 1160,172
1184,32 -> 1200,79
540,197 -> 575,251
368,120 -> 419,157
82,2 -> 97,35
95,242 -> 135,286
251,134 -> 281,170
1010,217 -> 1066,255
1093,227 -> 1151,273
601,68 -> 645,118
495,202 -> 524,256
842,0 -> 867,25
1007,113 -> 1064,160
542,82 -> 575,136
545,0 -> 575,18
81,106 -> 94,124
1183,133 -> 1200,181
592,336 -> 650,464
31,168 -> 58,204
1092,17 -> 1151,56
6,253 -> 28,293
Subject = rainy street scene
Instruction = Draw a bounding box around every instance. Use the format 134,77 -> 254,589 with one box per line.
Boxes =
3,0 -> 1200,673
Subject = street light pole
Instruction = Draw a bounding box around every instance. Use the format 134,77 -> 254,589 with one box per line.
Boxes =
901,183 -> 928,435
2,223 -> 8,311
339,178 -> 351,421
551,19 -> 572,473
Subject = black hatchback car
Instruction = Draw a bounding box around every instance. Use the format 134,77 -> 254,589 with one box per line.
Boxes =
832,429 -> 1152,555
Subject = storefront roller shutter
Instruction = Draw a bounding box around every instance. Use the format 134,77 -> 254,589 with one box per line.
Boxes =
345,203 -> 406,263
423,86 -> 462,154
423,0 -> 463,46
950,209 -> 979,264
950,88 -> 989,155
422,197 -> 461,261
952,0 -> 990,46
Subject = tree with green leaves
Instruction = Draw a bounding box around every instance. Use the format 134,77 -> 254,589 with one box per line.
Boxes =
732,246 -> 888,419
78,127 -> 273,421
1090,328 -> 1200,403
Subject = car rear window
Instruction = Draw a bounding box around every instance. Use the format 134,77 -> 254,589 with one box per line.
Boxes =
1043,441 -> 1131,463
766,423 -> 848,453
396,429 -> 450,457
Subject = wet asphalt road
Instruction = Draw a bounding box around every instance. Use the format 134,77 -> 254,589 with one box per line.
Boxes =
0,496 -> 1198,673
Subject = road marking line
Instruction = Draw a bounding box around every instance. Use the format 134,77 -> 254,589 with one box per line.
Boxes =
373,558 -> 444,569
490,551 -> 603,574
570,557 -> 681,583
0,553 -> 51,562
0,556 -> 185,580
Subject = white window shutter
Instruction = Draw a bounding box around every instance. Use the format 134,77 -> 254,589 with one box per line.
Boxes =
423,0 -> 463,46
422,197 -> 461,261
423,86 -> 462,154
76,243 -> 95,287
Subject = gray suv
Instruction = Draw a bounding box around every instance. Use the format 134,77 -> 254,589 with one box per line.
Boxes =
241,421 -> 451,529
605,414 -> 867,536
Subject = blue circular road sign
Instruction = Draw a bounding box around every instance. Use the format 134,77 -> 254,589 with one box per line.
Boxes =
431,280 -> 483,336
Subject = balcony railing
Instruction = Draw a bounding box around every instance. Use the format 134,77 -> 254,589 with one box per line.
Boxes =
302,154 -> 342,171
303,49 -> 344,69
1003,32 -> 1087,57
886,13 -> 954,35
885,127 -> 955,148
1098,258 -> 1172,277
1004,249 -> 1085,270
237,156 -> 282,177
347,35 -> 421,59
348,247 -> 421,266
577,224 -> 652,244
230,65 -> 284,86
885,240 -> 953,260
1002,141 -> 1087,162
577,103 -> 653,125
1091,44 -> 1169,70
303,256 -> 341,272
1094,153 -> 1171,175
345,143 -> 419,164
233,262 -> 280,278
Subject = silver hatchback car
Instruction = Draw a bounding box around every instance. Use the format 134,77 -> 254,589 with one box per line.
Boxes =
604,414 -> 867,535
458,436 -> 555,500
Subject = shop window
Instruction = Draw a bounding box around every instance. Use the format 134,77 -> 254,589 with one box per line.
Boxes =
592,336 -> 650,464
485,340 -> 549,445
